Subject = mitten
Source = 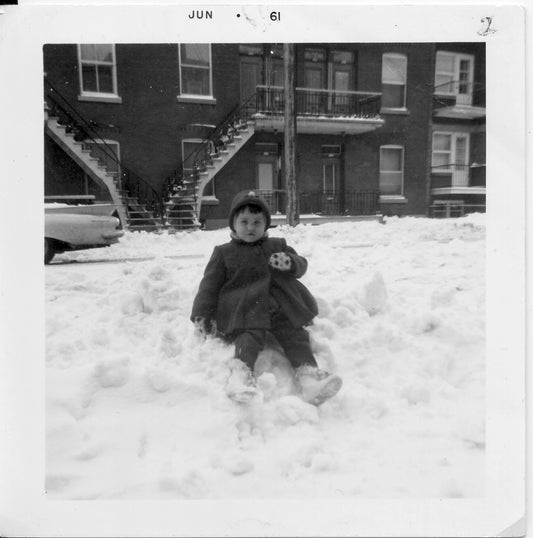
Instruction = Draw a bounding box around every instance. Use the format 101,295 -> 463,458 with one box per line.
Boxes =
193,317 -> 216,337
269,252 -> 292,271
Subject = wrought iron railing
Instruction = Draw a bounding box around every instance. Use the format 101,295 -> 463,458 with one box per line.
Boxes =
162,92 -> 259,203
431,163 -> 486,189
257,189 -> 381,216
255,86 -> 382,118
44,78 -> 164,222
433,80 -> 486,108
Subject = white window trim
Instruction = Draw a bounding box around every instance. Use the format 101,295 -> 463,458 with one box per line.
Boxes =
178,44 -> 214,100
431,132 -> 470,173
379,144 -> 405,197
434,51 -> 475,98
381,53 -> 408,110
77,44 -> 121,102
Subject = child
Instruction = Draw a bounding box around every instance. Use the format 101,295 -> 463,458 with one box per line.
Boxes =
191,190 -> 342,405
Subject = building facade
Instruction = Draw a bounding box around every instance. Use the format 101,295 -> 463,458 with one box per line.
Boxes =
43,42 -> 485,229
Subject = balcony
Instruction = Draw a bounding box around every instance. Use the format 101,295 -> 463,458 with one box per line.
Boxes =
257,189 -> 381,216
430,163 -> 486,195
251,86 -> 384,135
433,81 -> 486,120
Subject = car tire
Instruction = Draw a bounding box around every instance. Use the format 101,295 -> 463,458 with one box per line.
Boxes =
44,238 -> 55,264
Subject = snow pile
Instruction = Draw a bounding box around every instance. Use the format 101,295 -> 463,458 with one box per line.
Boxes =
46,214 -> 485,499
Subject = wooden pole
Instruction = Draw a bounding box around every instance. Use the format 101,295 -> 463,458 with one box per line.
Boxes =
284,43 -> 299,226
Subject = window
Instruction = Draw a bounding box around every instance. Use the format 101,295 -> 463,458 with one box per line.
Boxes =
432,132 -> 470,171
379,145 -> 404,196
179,44 -> 213,98
381,53 -> 407,109
432,132 -> 470,187
78,44 -> 120,101
435,51 -> 474,105
182,139 -> 215,196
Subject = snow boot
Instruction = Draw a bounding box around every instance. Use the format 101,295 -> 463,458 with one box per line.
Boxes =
226,360 -> 259,403
295,365 -> 343,406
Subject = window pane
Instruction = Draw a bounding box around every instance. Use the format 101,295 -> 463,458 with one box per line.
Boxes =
435,74 -> 453,93
81,65 -> 97,92
380,148 -> 402,171
80,44 -> 96,61
380,172 -> 402,195
382,54 -> 407,84
331,51 -> 354,64
257,162 -> 274,190
95,44 -> 113,62
239,44 -> 263,56
436,52 -> 454,73
304,48 -> 325,62
433,134 -> 451,151
270,59 -> 284,86
97,65 -> 114,93
432,153 -> 450,168
382,84 -> 405,108
181,66 -> 210,95
304,67 -> 323,88
455,137 -> 467,164
181,44 -> 210,66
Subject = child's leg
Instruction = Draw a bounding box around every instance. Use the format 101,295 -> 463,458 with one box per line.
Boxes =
233,330 -> 267,371
270,318 -> 318,369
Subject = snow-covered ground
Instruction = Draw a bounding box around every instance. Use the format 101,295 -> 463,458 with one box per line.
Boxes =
45,214 -> 485,499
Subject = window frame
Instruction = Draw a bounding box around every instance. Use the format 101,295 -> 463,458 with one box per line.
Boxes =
431,132 -> 470,173
381,52 -> 408,111
77,44 -> 121,103
178,44 -> 215,102
379,144 -> 405,198
434,51 -> 475,100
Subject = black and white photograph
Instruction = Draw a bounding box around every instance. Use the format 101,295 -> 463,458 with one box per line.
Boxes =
0,2 -> 527,537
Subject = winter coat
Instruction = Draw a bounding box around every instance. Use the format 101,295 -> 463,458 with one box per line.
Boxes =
191,235 -> 319,334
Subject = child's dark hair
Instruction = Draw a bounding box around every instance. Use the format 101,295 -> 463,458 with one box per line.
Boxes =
235,203 -> 265,217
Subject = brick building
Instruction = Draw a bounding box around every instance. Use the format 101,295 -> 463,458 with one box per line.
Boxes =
43,42 -> 485,229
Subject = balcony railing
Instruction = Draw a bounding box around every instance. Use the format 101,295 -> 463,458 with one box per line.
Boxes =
431,163 -> 486,189
257,190 -> 381,216
254,86 -> 382,118
433,80 -> 486,108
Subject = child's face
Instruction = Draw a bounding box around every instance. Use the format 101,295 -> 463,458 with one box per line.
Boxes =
233,208 -> 267,243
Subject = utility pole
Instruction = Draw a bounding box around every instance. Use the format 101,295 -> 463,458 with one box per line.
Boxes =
284,43 -> 299,226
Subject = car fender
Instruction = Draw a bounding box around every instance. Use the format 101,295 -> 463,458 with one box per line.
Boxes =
45,213 -> 123,247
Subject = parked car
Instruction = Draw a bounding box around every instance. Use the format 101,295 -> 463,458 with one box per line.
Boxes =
44,209 -> 124,264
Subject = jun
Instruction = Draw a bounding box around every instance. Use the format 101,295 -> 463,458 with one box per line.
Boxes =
188,10 -> 213,19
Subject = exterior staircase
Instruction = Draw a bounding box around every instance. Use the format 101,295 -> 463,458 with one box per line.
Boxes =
164,93 -> 258,231
44,79 -> 164,232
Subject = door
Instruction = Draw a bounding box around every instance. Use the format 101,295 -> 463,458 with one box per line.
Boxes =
240,56 -> 262,106
452,134 -> 469,187
257,156 -> 281,212
323,160 -> 341,214
455,54 -> 474,105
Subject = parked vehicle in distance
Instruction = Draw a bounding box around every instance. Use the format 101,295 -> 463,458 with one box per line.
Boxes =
45,205 -> 124,264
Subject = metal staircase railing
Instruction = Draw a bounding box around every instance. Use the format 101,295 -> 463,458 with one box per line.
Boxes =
44,78 -> 164,229
162,91 -> 258,210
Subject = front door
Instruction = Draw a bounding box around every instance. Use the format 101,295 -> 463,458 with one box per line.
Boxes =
323,160 -> 341,214
257,155 -> 282,212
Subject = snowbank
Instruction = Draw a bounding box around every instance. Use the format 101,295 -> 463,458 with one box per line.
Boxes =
46,215 -> 485,499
